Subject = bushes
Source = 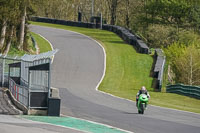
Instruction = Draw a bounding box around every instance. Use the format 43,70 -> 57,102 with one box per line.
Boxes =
165,43 -> 200,86
145,25 -> 177,48
177,30 -> 200,45
144,24 -> 200,48
163,30 -> 200,86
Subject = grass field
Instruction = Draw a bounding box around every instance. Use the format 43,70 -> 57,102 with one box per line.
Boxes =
30,21 -> 200,113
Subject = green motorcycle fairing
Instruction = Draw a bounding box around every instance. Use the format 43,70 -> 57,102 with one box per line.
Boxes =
137,94 -> 149,114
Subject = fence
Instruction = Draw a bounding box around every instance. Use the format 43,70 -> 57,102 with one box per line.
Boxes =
9,78 -> 29,107
166,84 -> 200,99
0,55 -> 21,87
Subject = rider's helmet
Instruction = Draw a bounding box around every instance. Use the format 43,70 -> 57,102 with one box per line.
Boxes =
141,86 -> 147,94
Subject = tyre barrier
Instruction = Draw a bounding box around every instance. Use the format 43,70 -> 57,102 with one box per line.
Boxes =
102,24 -> 149,54
31,16 -> 150,54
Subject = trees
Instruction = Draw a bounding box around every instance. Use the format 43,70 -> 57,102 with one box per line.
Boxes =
165,42 -> 200,85
3,25 -> 14,55
107,0 -> 119,25
0,0 -> 20,54
176,46 -> 200,85
145,24 -> 178,48
0,0 -> 9,51
18,0 -> 27,50
35,0 -> 80,21
18,0 -> 42,50
0,19 -> 7,51
0,0 -> 44,54
142,0 -> 200,31
3,0 -> 20,55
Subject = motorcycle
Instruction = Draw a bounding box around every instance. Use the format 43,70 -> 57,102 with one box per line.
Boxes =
137,94 -> 149,114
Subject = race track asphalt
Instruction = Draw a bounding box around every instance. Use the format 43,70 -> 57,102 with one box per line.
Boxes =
30,25 -> 200,133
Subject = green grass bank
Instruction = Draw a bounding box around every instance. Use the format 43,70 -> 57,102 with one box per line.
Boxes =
30,21 -> 200,113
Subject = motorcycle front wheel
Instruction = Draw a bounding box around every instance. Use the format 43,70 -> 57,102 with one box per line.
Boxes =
141,104 -> 145,114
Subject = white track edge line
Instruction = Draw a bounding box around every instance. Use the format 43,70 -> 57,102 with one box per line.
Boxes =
38,33 -> 54,50
37,33 -> 55,63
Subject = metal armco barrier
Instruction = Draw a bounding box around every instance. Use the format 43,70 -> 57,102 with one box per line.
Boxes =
167,84 -> 200,99
9,78 -> 29,107
153,49 -> 166,90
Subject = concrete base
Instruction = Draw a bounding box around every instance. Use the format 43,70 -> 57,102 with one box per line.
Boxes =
50,87 -> 60,98
28,109 -> 47,115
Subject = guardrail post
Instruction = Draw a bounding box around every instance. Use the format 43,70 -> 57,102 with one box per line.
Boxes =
28,70 -> 31,109
48,59 -> 51,98
17,87 -> 19,101
2,58 -> 5,87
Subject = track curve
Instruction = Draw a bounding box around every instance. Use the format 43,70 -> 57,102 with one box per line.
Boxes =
30,25 -> 200,133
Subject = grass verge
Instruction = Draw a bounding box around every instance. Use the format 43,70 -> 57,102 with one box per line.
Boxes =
30,21 -> 200,113
8,32 -> 51,56
30,32 -> 52,53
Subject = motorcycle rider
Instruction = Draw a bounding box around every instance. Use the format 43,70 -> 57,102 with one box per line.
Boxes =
136,86 -> 150,107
